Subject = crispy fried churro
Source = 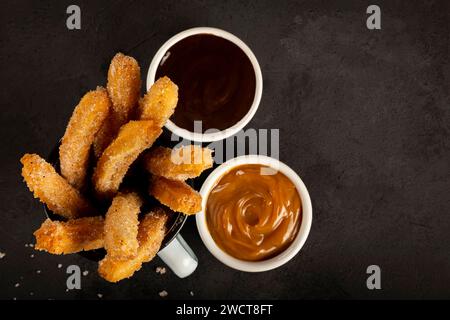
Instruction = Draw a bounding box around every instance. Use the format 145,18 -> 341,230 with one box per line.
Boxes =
21,154 -> 94,219
104,192 -> 142,259
59,87 -> 111,189
34,217 -> 104,254
144,145 -> 213,180
93,114 -> 122,159
107,53 -> 141,120
93,120 -> 162,198
98,209 -> 168,282
149,176 -> 202,215
139,76 -> 178,126
94,53 -> 141,158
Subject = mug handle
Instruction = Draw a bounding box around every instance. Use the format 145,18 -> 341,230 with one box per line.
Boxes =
157,234 -> 198,278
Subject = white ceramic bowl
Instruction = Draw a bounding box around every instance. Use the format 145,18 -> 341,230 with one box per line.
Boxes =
196,155 -> 312,272
146,27 -> 263,142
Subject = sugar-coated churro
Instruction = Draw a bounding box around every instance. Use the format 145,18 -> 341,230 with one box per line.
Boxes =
104,192 -> 142,259
98,208 -> 168,282
59,87 -> 111,189
34,217 -> 104,254
144,145 -> 213,180
93,120 -> 162,198
94,53 -> 141,158
21,153 -> 94,219
107,53 -> 141,121
149,176 -> 202,215
139,76 -> 178,126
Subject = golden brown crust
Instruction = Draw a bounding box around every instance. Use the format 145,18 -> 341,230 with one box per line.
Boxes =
139,76 -> 178,126
98,209 -> 168,282
59,87 -> 111,189
104,192 -> 142,259
107,53 -> 141,120
93,112 -> 124,159
93,53 -> 141,158
143,145 -> 213,180
93,120 -> 162,198
20,153 -> 94,219
149,176 -> 202,215
34,217 -> 104,254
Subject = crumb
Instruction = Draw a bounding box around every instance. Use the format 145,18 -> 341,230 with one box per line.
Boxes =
159,290 -> 168,298
29,244 -> 34,248
14,283 -> 20,288
58,264 -> 62,268
156,266 -> 166,274
30,292 -> 34,296
36,270 -> 41,274
66,289 -> 69,292
25,244 -> 28,247
0,252 -> 5,259
30,254 -> 34,258
13,297 -> 16,300
190,291 -> 194,296
82,270 -> 89,276
97,293 -> 103,299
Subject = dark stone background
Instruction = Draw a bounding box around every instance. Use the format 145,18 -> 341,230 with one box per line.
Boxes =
0,0 -> 449,300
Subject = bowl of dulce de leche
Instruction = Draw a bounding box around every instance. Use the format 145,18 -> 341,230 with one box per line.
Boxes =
196,155 -> 312,272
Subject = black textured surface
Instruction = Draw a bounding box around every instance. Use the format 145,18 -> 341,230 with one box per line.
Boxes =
1,0 -> 449,300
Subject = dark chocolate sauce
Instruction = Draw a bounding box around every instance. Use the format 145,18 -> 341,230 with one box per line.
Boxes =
155,34 -> 256,132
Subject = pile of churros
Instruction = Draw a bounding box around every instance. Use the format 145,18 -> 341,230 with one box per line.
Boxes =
20,53 -> 213,282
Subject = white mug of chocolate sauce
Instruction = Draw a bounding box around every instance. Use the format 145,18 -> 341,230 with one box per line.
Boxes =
147,27 -> 263,142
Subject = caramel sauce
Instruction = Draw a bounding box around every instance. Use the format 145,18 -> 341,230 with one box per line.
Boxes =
155,34 -> 256,131
206,164 -> 302,261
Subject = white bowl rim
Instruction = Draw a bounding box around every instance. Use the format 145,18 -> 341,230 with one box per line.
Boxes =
146,27 -> 263,143
196,155 -> 313,272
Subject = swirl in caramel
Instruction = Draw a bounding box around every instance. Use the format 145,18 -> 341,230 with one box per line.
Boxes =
206,164 -> 302,261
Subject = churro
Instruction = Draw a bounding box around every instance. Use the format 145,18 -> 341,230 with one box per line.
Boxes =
34,217 -> 104,254
149,176 -> 202,215
94,53 -> 141,158
144,145 -> 213,180
21,154 -> 94,219
104,192 -> 142,259
93,120 -> 162,198
98,209 -> 167,282
139,76 -> 178,126
59,87 -> 110,189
